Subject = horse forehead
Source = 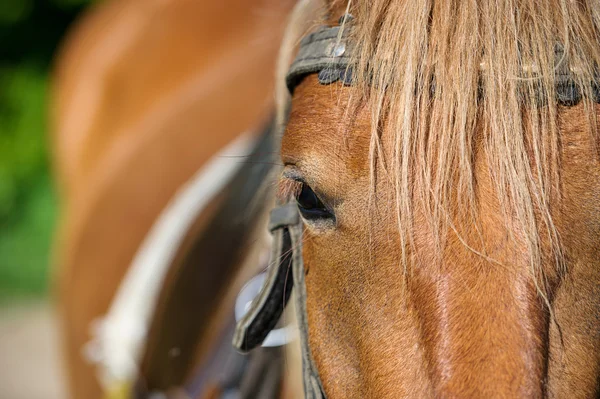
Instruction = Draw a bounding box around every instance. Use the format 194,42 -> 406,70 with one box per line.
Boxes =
282,76 -> 371,178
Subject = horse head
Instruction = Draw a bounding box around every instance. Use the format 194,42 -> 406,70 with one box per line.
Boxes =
250,0 -> 600,397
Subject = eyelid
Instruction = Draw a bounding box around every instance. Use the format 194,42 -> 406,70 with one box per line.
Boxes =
281,166 -> 340,211
282,167 -> 304,182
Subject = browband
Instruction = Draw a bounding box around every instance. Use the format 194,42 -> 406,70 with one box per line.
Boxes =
286,16 -> 355,93
284,14 -> 599,106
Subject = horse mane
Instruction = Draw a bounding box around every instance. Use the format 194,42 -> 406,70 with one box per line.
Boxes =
349,0 -> 600,280
279,1 -> 600,285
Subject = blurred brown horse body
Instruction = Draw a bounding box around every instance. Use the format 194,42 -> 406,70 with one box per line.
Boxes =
52,0 -> 297,397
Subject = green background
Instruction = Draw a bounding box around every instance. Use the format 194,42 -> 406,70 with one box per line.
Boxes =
0,0 -> 94,300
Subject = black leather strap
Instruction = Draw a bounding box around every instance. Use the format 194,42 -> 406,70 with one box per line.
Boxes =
232,204 -> 326,398
284,18 -> 599,107
286,23 -> 355,93
232,205 -> 297,352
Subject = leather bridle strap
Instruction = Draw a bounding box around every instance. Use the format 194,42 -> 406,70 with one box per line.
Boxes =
286,19 -> 355,93
232,205 -> 296,351
285,16 -> 598,106
233,204 -> 325,398
233,17 -> 357,399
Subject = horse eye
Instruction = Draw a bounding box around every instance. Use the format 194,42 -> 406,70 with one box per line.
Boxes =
295,183 -> 333,220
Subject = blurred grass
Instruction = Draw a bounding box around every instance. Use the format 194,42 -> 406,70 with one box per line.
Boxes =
0,173 -> 56,299
0,0 -> 93,300
0,64 -> 55,300
0,65 -> 56,300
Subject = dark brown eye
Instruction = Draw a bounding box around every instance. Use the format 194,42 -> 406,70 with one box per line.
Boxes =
295,183 -> 333,220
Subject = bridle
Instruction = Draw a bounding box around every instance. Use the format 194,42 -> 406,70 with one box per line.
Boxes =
233,203 -> 324,398
232,16 -> 356,399
232,12 -> 599,399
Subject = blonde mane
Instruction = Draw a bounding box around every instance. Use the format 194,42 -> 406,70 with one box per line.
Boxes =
279,0 -> 600,284
350,0 -> 600,282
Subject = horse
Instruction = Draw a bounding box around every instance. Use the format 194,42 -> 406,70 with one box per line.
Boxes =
51,0 -> 300,397
237,0 -> 600,397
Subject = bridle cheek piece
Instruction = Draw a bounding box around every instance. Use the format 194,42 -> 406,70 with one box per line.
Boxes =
233,203 -> 324,398
232,15 -> 356,399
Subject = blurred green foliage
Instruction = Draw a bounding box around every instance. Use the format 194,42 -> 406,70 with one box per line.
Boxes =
0,0 -> 94,299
